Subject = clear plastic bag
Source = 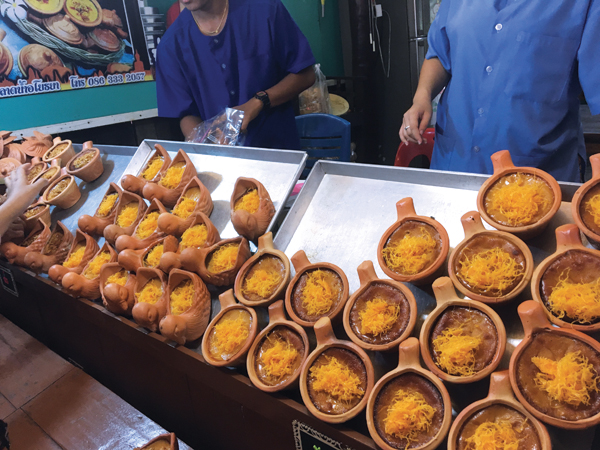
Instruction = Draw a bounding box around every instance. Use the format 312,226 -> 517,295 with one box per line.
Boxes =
187,108 -> 246,146
299,64 -> 332,115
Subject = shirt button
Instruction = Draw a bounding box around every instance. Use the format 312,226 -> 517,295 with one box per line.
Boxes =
478,108 -> 484,115
221,63 -> 226,69
230,90 -> 235,95
486,65 -> 493,73
495,23 -> 503,31
214,38 -> 219,43
473,146 -> 480,153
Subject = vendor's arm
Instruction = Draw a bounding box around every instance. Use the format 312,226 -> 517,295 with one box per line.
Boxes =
180,115 -> 203,141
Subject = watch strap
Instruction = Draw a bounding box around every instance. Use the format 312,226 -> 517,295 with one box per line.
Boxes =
254,91 -> 271,110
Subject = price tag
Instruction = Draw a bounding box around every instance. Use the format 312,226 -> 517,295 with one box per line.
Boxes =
293,420 -> 353,450
0,266 -> 18,297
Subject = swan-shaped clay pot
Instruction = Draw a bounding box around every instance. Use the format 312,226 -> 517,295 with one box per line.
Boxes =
158,212 -> 220,274
136,432 -> 179,450
62,243 -> 118,299
65,140 -> 104,182
201,289 -> 258,367
99,262 -> 137,316
23,221 -> 73,274
0,219 -> 50,267
234,232 -> 290,307
132,267 -> 169,332
119,235 -> 179,273
20,131 -> 53,158
21,201 -> 51,233
572,154 -> 600,248
181,236 -> 251,287
230,177 -> 275,241
42,137 -> 75,167
78,183 -> 123,236
42,174 -> 81,209
142,149 -> 197,208
103,190 -> 147,245
159,269 -> 211,345
115,198 -> 168,252
121,144 -> 171,195
156,176 -> 214,236
48,229 -> 99,284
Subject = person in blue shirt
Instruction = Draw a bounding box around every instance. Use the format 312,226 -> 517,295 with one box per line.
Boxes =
399,0 -> 600,182
155,0 -> 316,149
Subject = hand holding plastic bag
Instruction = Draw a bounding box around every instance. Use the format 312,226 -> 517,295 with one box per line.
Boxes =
299,64 -> 332,115
187,108 -> 246,146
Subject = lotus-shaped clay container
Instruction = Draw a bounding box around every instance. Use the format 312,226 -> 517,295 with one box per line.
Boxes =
48,229 -> 99,284
419,277 -> 506,384
132,268 -> 169,332
448,211 -> 533,304
119,236 -> 179,273
572,153 -> 600,248
42,137 -> 75,167
477,150 -> 561,240
0,219 -> 50,267
230,177 -> 275,241
135,432 -> 179,450
103,191 -> 147,245
285,250 -> 349,328
62,243 -> 117,299
447,370 -> 551,450
65,140 -> 104,182
201,289 -> 258,367
377,197 -> 450,285
42,174 -> 81,209
158,212 -> 220,274
142,149 -> 197,208
181,236 -> 251,287
20,131 -> 53,158
99,262 -> 136,316
343,260 -> 417,352
509,301 -> 600,429
234,232 -> 290,307
32,160 -> 62,193
366,338 -> 452,450
247,300 -> 309,393
159,269 -> 211,345
531,224 -> 600,333
78,182 -> 123,236
23,221 -> 73,274
115,198 -> 168,252
156,176 -> 214,236
21,202 -> 51,233
300,316 -> 374,424
121,144 -> 171,195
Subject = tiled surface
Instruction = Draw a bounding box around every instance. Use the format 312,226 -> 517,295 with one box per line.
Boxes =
3,409 -> 62,450
0,392 -> 15,420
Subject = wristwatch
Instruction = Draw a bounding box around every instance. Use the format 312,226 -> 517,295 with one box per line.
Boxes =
253,91 -> 271,110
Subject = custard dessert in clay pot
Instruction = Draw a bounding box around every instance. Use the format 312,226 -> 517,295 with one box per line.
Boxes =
99,263 -> 137,316
78,183 -> 122,236
103,191 -> 147,245
115,198 -> 168,252
64,0 -> 102,27
132,268 -> 168,332
135,432 -> 179,450
0,219 -> 50,267
142,149 -> 197,208
62,243 -> 117,299
33,161 -> 62,192
23,221 -> 73,274
42,174 -> 81,209
43,137 -> 75,167
572,154 -> 600,248
230,177 -> 276,241
119,236 -> 178,274
48,229 -> 99,284
25,161 -> 47,183
121,144 -> 171,195
66,141 -> 104,182
21,202 -> 50,232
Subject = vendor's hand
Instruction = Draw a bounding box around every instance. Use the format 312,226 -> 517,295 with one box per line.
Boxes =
2,217 -> 24,242
233,98 -> 264,132
5,164 -> 48,212
399,96 -> 432,145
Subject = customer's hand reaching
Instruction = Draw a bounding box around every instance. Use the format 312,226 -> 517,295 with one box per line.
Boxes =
5,164 -> 48,212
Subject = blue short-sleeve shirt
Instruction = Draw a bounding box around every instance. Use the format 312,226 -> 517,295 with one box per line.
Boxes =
427,0 -> 600,182
155,0 -> 315,150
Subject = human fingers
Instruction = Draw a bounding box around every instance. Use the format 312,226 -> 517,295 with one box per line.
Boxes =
401,112 -> 421,144
417,110 -> 432,144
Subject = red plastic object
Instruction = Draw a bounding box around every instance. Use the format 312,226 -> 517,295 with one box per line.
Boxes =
394,127 -> 435,167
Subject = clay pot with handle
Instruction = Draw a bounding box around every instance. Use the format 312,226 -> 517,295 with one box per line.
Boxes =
24,221 -> 73,274
121,143 -> 171,195
62,243 -> 118,299
43,137 -> 75,167
21,202 -> 51,233
142,149 -> 197,208
99,262 -> 137,316
48,229 -> 99,284
572,153 -> 600,248
132,267 -> 169,332
230,177 -> 275,241
42,174 -> 81,209
115,198 -> 168,252
103,190 -> 147,245
78,183 -> 123,236
66,140 -> 104,182
0,219 -> 50,267
31,159 -> 62,194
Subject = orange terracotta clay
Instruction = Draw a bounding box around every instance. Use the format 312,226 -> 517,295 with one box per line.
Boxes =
0,157 -> 22,179
21,201 -> 51,233
121,144 -> 171,195
66,140 -> 104,182
132,268 -> 169,332
135,432 -> 179,450
23,221 -> 73,274
572,154 -> 600,248
99,262 -> 137,316
48,229 -> 99,284
42,174 -> 81,209
142,149 -> 197,208
62,243 -> 117,299
32,159 -> 62,194
230,177 -> 275,241
0,219 -> 50,267
78,183 -> 123,236
119,235 -> 178,274
103,191 -> 147,245
25,161 -> 47,183
115,198 -> 168,252
43,137 -> 75,167
20,131 -> 53,158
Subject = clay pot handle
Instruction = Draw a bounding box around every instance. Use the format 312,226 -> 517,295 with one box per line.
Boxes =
53,137 -> 62,144
461,211 -> 485,239
219,289 -> 238,310
291,250 -> 311,271
257,232 -> 274,252
432,277 -> 457,305
397,337 -> 421,369
396,197 -> 416,220
555,224 -> 583,250
314,317 -> 337,346
357,260 -> 379,285
490,150 -> 515,174
590,154 -> 600,180
487,370 -> 515,400
518,300 -> 551,336
82,141 -> 93,150
268,300 -> 287,323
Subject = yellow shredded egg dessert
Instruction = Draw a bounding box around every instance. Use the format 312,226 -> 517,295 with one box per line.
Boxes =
383,389 -> 436,445
96,193 -> 118,217
144,243 -> 164,268
83,251 -> 111,279
135,211 -> 160,239
106,270 -> 128,286
135,278 -> 163,304
548,269 -> 600,324
359,297 -> 400,337
170,279 -> 194,315
63,244 -> 85,268
158,162 -> 185,189
207,243 -> 239,273
140,155 -> 164,180
234,189 -> 260,213
383,226 -> 438,275
116,202 -> 138,227
432,325 -> 483,376
209,309 -> 252,360
180,224 -> 208,250
457,248 -> 524,297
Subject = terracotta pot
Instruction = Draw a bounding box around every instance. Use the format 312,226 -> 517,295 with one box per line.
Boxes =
246,300 -> 309,392
103,191 -> 147,245
448,211 -> 533,304
21,202 -> 51,233
156,176 -> 213,236
78,182 -> 123,236
230,177 -> 276,241
158,212 -> 220,274
25,161 -> 47,184
115,198 -> 168,252
121,144 -> 171,195
65,141 -> 104,182
2,136 -> 26,163
509,301 -> 600,429
119,235 -> 178,274
447,370 -> 551,450
181,236 -> 251,287
419,277 -> 506,384
135,432 -> 179,450
159,269 -> 211,345
234,232 -> 290,307
43,137 -> 75,167
99,262 -> 136,316
0,157 -> 22,179
132,268 -> 169,332
20,134 -> 51,158
284,250 -> 350,328
42,174 -> 81,209
32,160 -> 62,193
572,153 -> 600,248
299,316 -> 374,423
142,149 -> 197,208
366,337 -> 452,450
62,243 -> 117,299
377,197 -> 450,285
48,229 -> 99,284
476,150 -> 561,240
201,289 -> 258,367
343,260 -> 417,352
0,219 -> 50,267
23,221 -> 73,274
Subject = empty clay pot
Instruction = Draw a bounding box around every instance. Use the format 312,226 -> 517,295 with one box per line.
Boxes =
572,153 -> 600,248
48,229 -> 99,284
119,235 -> 179,273
132,267 -> 169,332
201,289 -> 258,367
121,144 -> 171,195
142,149 -> 197,208
43,137 -> 75,167
78,182 -> 123,236
21,202 -> 51,233
99,262 -> 137,316
0,219 -> 50,267
103,190 -> 147,245
230,177 -> 276,241
377,197 -> 450,285
135,432 -> 179,450
115,198 -> 168,252
477,150 -> 561,240
42,174 -> 81,209
66,140 -> 104,182
419,277 -> 506,384
23,221 -> 73,274
343,260 -> 417,352
62,243 -> 117,299
234,232 -> 290,307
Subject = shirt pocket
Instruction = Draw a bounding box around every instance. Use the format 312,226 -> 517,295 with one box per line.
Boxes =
503,31 -> 578,105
